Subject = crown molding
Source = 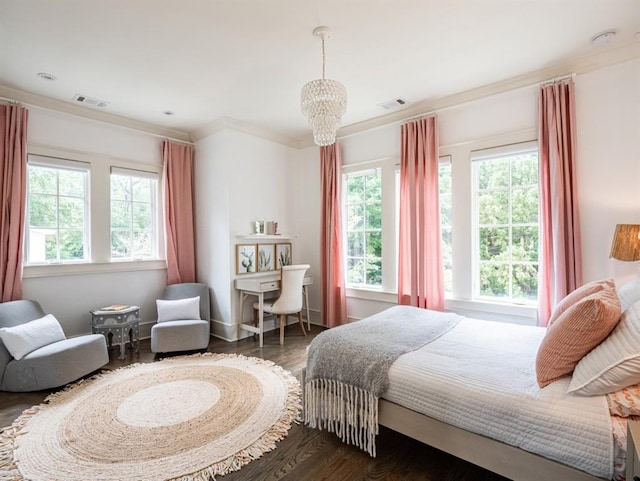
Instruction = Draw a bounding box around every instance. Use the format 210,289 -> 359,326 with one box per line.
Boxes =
322,41 -> 640,147
0,85 -> 192,143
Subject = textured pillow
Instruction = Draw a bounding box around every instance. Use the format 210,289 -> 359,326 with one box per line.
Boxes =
568,300 -> 640,395
536,286 -> 621,388
606,384 -> 640,417
617,276 -> 640,312
548,278 -> 615,326
0,314 -> 66,360
157,296 -> 200,323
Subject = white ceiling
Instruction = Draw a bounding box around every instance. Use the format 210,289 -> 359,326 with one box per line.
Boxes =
1,0 -> 639,145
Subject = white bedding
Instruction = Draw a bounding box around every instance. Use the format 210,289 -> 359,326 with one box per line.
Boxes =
383,318 -> 614,479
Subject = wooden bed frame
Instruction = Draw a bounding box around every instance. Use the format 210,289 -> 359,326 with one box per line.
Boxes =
377,398 -> 606,481
301,370 -> 606,481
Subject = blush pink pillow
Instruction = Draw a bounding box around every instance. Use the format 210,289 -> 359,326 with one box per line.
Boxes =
536,286 -> 621,388
548,278 -> 615,326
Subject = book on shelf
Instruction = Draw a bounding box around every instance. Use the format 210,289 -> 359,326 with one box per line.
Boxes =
100,304 -> 130,311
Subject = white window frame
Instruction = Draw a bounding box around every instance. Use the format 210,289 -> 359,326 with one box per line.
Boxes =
470,141 -> 539,304
22,145 -> 165,279
110,167 -> 159,261
25,155 -> 91,265
343,157 -> 397,295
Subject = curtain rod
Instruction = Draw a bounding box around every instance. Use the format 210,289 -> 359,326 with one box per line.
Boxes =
539,73 -> 576,87
0,95 -> 194,146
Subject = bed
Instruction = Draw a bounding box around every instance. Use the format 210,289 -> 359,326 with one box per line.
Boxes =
303,299 -> 640,481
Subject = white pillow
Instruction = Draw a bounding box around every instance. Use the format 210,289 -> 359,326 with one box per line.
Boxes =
0,314 -> 66,360
617,276 -> 640,312
568,300 -> 640,395
156,296 -> 201,323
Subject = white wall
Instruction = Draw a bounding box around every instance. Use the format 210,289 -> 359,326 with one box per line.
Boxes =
22,106 -> 166,338
194,129 -> 299,340
296,59 -> 640,322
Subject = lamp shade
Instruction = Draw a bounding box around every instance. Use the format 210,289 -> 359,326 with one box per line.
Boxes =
610,224 -> 640,261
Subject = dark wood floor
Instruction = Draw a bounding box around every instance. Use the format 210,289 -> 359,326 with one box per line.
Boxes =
0,325 -> 509,481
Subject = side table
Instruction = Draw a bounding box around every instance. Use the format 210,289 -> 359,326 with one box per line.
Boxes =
90,305 -> 140,359
628,420 -> 640,481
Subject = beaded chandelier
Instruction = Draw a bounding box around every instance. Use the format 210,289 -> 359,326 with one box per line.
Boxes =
300,26 -> 347,146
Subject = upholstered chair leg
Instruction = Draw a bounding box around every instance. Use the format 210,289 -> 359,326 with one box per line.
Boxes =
279,314 -> 286,345
298,311 -> 306,336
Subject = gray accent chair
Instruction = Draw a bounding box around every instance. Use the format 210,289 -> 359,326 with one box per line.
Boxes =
0,300 -> 109,392
150,283 -> 211,354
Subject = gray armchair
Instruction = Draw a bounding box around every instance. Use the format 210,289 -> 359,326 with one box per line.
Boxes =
150,283 -> 210,354
0,300 -> 109,392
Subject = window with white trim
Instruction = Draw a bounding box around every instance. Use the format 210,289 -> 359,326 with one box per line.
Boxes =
110,168 -> 158,260
471,142 -> 539,303
26,156 -> 90,263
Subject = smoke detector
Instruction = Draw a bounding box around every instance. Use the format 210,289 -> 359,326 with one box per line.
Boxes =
378,98 -> 407,110
72,94 -> 110,108
591,30 -> 616,46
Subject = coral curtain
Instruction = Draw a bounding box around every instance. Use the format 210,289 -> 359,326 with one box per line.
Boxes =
162,140 -> 196,285
0,105 -> 28,302
320,143 -> 347,327
537,79 -> 582,326
397,116 -> 444,310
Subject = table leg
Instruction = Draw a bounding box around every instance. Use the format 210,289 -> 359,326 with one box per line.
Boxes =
303,285 -> 311,332
258,293 -> 264,347
118,342 -> 126,359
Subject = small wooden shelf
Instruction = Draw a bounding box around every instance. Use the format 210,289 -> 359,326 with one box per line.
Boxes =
236,234 -> 294,241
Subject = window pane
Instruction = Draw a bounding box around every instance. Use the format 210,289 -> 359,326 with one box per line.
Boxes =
366,231 -> 382,257
441,227 -> 453,259
347,231 -> 364,257
478,227 -> 508,261
479,263 -> 509,298
58,170 -> 85,197
133,230 -> 152,258
443,261 -> 453,293
347,203 -> 364,230
111,175 -> 130,201
511,154 -> 538,186
478,159 -> 509,189
111,230 -> 131,258
478,190 -> 508,225
58,197 -> 84,228
512,226 -> 539,262
511,187 -> 538,224
132,178 -> 151,202
59,229 -> 84,260
133,203 -> 151,229
28,167 -> 56,194
512,263 -> 539,301
347,258 -> 365,285
29,194 -> 57,228
440,193 -> 452,224
347,175 -> 364,204
365,257 -> 382,286
365,202 -> 381,229
111,200 -> 131,229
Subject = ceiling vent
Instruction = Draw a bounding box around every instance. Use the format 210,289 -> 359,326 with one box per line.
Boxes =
378,98 -> 406,110
73,94 -> 110,108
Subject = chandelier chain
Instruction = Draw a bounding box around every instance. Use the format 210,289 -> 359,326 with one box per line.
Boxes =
321,36 -> 326,79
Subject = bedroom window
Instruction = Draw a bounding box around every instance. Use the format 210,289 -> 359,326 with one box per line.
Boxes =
26,156 -> 90,263
110,168 -> 158,260
471,142 -> 539,303
344,168 -> 383,288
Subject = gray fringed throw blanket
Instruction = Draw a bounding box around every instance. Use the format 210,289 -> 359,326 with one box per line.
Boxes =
304,305 -> 462,456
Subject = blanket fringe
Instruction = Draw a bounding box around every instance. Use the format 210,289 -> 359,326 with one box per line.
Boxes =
304,379 -> 378,457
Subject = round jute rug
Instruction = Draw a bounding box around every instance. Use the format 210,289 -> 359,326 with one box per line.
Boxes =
0,353 -> 301,481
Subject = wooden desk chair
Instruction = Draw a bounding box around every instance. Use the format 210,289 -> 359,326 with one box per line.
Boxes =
253,264 -> 310,345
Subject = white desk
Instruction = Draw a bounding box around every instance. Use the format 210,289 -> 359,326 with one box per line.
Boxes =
235,273 -> 313,347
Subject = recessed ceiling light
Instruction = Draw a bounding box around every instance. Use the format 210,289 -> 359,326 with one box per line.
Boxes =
37,72 -> 56,81
591,30 -> 617,46
162,110 -> 175,116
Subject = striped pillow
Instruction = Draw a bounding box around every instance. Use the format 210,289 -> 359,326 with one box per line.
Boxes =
617,277 -> 640,312
536,286 -> 621,388
569,300 -> 640,395
548,278 -> 615,326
